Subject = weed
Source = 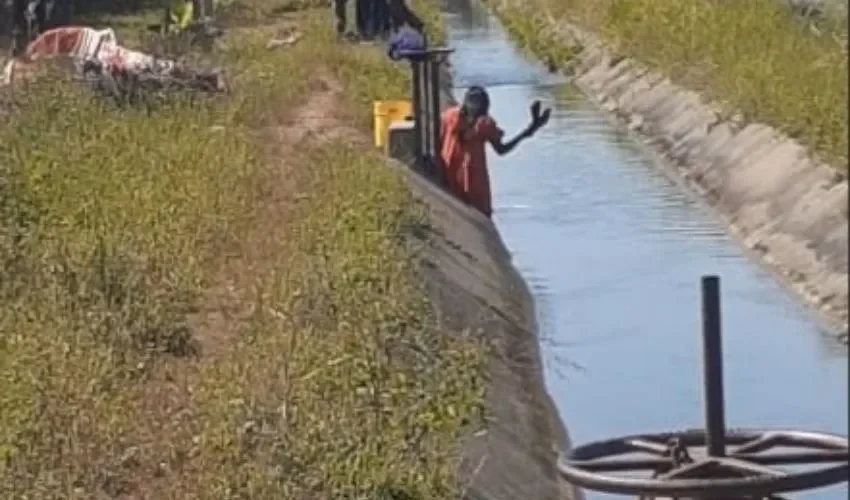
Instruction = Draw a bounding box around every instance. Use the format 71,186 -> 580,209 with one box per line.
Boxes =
496,7 -> 581,73
490,0 -> 848,168
0,0 -> 484,497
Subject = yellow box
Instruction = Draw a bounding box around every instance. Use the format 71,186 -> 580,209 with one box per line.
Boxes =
373,100 -> 412,150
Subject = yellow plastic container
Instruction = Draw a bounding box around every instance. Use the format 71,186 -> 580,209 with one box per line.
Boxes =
373,100 -> 412,149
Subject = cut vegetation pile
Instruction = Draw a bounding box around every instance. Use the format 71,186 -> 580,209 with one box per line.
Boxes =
493,0 -> 848,168
0,1 -> 484,497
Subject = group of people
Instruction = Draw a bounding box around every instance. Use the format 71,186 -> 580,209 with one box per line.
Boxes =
333,0 -> 424,40
5,0 -> 73,54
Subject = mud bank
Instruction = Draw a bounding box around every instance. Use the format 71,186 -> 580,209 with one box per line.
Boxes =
488,0 -> 849,342
387,67 -> 578,499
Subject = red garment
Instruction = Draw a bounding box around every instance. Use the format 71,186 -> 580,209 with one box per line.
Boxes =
439,106 -> 504,218
25,26 -> 83,60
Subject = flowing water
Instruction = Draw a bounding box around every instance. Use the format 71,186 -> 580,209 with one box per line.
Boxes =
439,2 -> 848,499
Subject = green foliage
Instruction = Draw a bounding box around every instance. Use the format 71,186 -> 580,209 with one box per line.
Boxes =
490,0 -> 848,167
0,0 -> 484,497
495,6 -> 582,73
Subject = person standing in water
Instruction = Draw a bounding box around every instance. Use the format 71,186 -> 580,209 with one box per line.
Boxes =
439,86 -> 551,218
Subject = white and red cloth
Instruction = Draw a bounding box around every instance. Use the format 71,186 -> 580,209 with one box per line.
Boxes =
2,26 -> 178,87
24,25 -> 175,74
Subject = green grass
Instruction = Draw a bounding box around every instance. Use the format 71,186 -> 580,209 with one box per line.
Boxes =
490,0 -> 848,168
495,6 -> 583,74
0,1 -> 484,497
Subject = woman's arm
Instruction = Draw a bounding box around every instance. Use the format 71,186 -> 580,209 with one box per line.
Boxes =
489,126 -> 534,156
485,101 -> 551,155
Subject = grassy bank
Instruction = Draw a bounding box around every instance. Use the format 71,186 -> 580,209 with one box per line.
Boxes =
0,1 -> 484,497
491,0 -> 848,168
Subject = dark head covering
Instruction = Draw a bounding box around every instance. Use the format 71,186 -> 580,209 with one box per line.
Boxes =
457,85 -> 490,140
462,85 -> 490,118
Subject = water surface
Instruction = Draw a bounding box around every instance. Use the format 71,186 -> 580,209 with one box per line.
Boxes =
441,3 -> 848,499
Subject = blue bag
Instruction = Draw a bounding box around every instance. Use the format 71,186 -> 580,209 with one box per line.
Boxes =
386,26 -> 426,62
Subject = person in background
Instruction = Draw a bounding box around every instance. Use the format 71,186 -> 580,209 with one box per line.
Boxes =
386,0 -> 424,33
355,0 -> 377,39
339,0 -> 417,40
332,0 -> 348,37
439,86 -> 551,218
358,0 -> 394,40
334,0 -> 376,40
371,0 -> 392,39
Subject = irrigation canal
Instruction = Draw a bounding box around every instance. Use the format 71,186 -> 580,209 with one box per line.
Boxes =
439,2 -> 848,499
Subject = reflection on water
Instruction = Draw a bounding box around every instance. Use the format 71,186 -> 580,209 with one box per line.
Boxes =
442,3 -> 849,500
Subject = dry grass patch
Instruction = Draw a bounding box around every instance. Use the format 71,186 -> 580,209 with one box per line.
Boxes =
0,1 -> 485,498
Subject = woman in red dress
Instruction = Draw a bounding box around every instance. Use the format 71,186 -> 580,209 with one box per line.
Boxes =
439,86 -> 550,218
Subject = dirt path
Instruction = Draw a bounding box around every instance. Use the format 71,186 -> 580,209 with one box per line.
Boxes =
190,70 -> 363,357
122,74 -> 373,498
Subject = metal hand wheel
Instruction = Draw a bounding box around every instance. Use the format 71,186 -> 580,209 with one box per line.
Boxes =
558,428 -> 849,498
557,276 -> 850,499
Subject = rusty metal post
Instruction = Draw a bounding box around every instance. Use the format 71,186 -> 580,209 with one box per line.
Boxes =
701,275 -> 727,458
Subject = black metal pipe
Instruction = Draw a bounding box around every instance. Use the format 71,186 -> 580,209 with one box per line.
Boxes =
429,58 -> 441,158
420,58 -> 431,160
701,275 -> 727,458
410,60 -> 423,160
421,34 -> 430,162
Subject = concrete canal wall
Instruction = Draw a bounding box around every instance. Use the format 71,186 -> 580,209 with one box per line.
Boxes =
485,0 -> 849,342
398,163 -> 577,500
387,67 -> 579,500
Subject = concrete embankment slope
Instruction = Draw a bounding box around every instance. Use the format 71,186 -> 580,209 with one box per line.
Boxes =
397,162 -> 576,500
387,64 -> 576,499
488,0 -> 849,341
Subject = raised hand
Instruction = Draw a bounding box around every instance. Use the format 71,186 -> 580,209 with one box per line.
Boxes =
530,100 -> 541,120
530,100 -> 551,128
527,100 -> 552,136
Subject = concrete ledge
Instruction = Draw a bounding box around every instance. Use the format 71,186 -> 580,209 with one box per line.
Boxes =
490,0 -> 848,342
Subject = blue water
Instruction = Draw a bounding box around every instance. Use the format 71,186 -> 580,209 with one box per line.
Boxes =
441,2 -> 848,499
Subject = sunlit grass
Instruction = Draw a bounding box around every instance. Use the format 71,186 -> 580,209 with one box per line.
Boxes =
0,1 -> 484,497
491,0 -> 848,168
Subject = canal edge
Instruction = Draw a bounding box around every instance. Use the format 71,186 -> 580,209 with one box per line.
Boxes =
483,0 -> 848,343
386,58 -> 582,499
397,161 -> 583,500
